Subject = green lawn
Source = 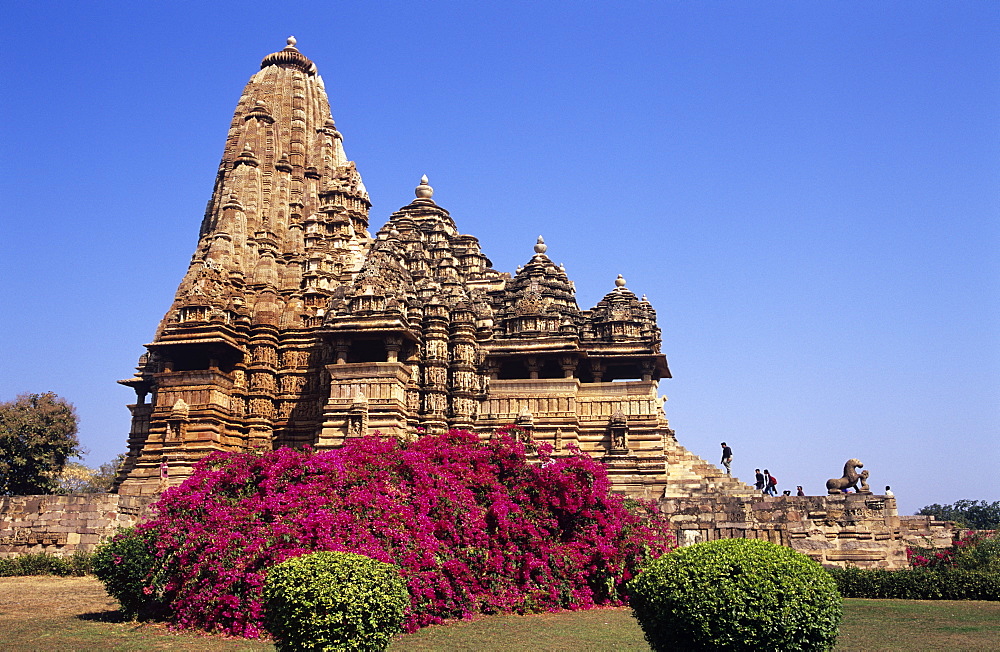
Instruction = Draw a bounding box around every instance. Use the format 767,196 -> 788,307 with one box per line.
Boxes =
1,576 -> 998,651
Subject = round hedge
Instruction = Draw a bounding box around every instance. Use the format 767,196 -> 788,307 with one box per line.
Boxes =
628,538 -> 842,651
263,551 -> 409,651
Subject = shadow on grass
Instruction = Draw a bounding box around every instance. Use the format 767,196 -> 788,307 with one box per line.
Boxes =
77,609 -> 131,623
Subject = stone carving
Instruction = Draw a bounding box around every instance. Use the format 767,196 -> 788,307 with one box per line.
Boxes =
608,408 -> 629,452
827,458 -> 864,494
857,469 -> 872,495
346,391 -> 368,437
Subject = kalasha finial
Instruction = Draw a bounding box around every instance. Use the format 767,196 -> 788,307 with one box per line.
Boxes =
615,274 -> 626,288
534,235 -> 547,255
286,36 -> 297,49
415,175 -> 434,200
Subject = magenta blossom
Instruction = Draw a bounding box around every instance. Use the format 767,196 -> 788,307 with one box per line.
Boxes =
134,429 -> 676,637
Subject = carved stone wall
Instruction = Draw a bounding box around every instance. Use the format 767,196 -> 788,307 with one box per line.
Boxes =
0,494 -> 155,558
659,493 -> 957,569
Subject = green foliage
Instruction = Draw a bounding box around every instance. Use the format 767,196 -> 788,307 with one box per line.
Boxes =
917,500 -> 1000,530
628,538 -> 842,651
0,392 -> 81,495
263,551 -> 409,652
954,531 -> 1000,572
829,567 -> 1000,600
92,527 -> 165,619
0,549 -> 92,576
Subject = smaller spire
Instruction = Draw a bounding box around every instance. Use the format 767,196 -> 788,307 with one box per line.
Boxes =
235,142 -> 259,167
615,274 -> 626,288
533,236 -> 547,255
286,36 -> 298,49
415,174 -> 434,200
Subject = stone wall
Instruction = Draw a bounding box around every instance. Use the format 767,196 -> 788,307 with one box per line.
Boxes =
1,490 -> 956,566
0,494 -> 154,558
659,493 -> 956,569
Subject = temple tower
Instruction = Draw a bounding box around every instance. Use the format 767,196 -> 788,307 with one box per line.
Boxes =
118,39 -> 754,500
117,38 -> 371,492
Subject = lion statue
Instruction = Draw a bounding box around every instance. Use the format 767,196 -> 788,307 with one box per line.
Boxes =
826,458 -> 864,494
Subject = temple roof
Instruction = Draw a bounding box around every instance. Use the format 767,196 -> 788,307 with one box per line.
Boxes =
144,40 -> 669,381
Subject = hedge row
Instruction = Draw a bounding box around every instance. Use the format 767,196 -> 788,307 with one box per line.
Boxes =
0,550 -> 93,577
828,567 -> 1000,600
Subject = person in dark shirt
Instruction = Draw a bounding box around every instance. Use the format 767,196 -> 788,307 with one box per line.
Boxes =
720,442 -> 733,475
763,469 -> 777,495
796,485 -> 805,496
755,469 -> 765,493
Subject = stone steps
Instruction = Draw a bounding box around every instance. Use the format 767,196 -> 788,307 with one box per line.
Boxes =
662,442 -> 756,498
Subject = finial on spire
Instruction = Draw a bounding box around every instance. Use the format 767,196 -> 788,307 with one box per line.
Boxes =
534,236 -> 547,255
262,36 -> 314,72
415,175 -> 434,200
615,274 -> 626,288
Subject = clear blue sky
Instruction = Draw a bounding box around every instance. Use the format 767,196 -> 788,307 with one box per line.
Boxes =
1,2 -> 997,515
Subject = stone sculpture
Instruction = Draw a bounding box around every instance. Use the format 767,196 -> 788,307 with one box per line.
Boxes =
857,470 -> 872,495
826,458 -> 864,494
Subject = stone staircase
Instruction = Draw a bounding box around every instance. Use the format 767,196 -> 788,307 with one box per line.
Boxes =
662,441 -> 757,498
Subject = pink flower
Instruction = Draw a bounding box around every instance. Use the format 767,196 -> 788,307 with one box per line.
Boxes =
132,429 -> 675,637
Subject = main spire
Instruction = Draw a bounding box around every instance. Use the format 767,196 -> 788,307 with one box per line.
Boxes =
162,38 -> 371,332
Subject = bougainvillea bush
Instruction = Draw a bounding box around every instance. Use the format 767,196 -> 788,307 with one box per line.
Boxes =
907,529 -> 1000,571
113,429 -> 674,637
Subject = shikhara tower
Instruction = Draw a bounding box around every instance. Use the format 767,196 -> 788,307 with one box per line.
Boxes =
117,38 -> 751,499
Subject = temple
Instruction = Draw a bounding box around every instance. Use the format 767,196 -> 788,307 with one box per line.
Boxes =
116,38 -> 750,500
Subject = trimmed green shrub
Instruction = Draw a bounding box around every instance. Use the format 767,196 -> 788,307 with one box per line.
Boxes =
629,538 -> 842,651
264,551 -> 409,652
828,567 -> 1000,600
0,550 -> 91,577
92,527 -> 165,619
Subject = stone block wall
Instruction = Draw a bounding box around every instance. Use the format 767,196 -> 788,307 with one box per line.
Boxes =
1,490 -> 957,566
658,493 -> 957,570
0,494 -> 154,558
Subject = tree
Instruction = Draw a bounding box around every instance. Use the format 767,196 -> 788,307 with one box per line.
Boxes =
0,392 -> 81,495
56,454 -> 125,493
917,500 -> 1000,530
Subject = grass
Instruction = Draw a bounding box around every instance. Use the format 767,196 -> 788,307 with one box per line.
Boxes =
2,576 -> 999,650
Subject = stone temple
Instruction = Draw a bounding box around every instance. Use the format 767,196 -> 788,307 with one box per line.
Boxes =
115,38 -> 750,500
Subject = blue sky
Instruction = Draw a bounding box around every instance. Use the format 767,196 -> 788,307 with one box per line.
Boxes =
1,2 -> 997,514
